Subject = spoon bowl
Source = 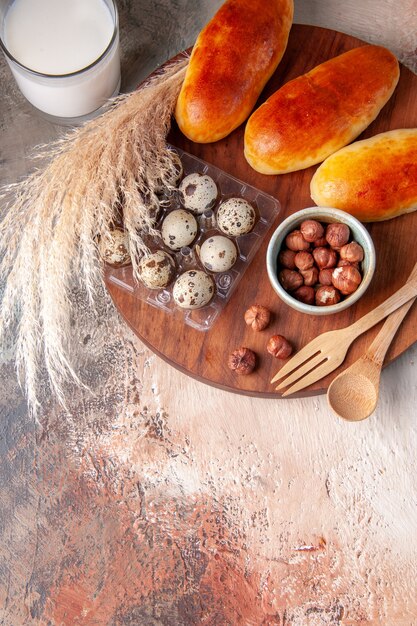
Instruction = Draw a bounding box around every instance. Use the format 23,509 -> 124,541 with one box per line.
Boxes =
327,298 -> 416,421
327,365 -> 380,421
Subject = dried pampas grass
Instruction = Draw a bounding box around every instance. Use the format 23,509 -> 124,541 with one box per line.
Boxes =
0,56 -> 189,413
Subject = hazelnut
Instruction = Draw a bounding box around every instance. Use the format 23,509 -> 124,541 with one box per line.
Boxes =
300,266 -> 319,286
279,269 -> 303,292
325,223 -> 350,249
318,268 -> 333,286
228,347 -> 256,374
293,285 -> 315,305
340,242 -> 364,264
244,305 -> 271,331
337,259 -> 360,269
313,236 -> 328,248
312,247 -> 337,270
294,251 -> 314,271
285,230 -> 310,252
332,265 -> 362,295
267,335 -> 293,359
278,249 -> 296,270
315,285 -> 341,306
300,219 -> 324,243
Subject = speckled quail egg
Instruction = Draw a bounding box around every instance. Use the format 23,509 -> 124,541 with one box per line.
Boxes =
199,236 -> 238,272
179,173 -> 218,214
217,198 -> 256,236
98,228 -> 131,267
161,209 -> 198,250
138,250 -> 176,289
173,270 -> 215,309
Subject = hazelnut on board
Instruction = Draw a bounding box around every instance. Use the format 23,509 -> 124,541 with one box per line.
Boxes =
267,335 -> 293,359
244,305 -> 271,331
228,347 -> 256,374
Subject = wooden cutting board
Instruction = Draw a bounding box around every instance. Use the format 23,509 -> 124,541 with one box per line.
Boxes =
105,24 -> 417,398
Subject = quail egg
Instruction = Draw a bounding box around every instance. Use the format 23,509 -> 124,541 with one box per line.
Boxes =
138,250 -> 176,289
217,198 -> 256,236
161,209 -> 198,250
199,236 -> 238,272
179,173 -> 218,214
173,270 -> 215,309
98,228 -> 131,267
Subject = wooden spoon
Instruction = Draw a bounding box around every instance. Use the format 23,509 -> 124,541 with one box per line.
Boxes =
327,298 -> 416,421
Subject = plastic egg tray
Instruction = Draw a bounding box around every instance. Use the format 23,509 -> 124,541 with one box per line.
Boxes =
107,146 -> 281,331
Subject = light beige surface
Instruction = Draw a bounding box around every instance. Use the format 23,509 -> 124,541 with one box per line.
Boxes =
1,1 -> 417,624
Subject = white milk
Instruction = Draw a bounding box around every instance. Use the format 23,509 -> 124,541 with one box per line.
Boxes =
2,0 -> 121,118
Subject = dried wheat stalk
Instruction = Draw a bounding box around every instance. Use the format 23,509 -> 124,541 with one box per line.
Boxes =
0,56 -> 189,413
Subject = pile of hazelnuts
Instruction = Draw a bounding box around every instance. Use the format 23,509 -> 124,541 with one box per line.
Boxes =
278,219 -> 364,306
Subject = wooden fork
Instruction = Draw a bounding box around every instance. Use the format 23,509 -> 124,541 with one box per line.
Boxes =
271,261 -> 417,396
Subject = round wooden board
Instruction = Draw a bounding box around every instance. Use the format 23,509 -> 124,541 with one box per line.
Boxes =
105,24 -> 417,398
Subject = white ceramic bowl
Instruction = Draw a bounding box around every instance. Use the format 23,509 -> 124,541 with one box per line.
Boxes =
266,207 -> 376,315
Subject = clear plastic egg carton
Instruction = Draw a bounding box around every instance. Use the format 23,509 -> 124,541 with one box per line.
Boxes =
108,146 -> 281,331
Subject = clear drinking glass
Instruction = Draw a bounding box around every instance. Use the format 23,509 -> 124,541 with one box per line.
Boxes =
0,0 -> 121,124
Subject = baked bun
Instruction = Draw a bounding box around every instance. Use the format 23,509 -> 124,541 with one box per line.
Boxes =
244,45 -> 399,174
310,129 -> 417,222
174,0 -> 293,143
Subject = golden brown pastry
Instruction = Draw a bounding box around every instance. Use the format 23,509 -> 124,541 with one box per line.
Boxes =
244,45 -> 400,174
310,129 -> 417,222
174,0 -> 294,143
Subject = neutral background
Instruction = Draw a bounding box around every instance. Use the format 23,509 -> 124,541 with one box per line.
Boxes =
1,1 -> 416,624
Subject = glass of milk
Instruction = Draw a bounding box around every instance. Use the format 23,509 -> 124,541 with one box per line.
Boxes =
0,0 -> 121,123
